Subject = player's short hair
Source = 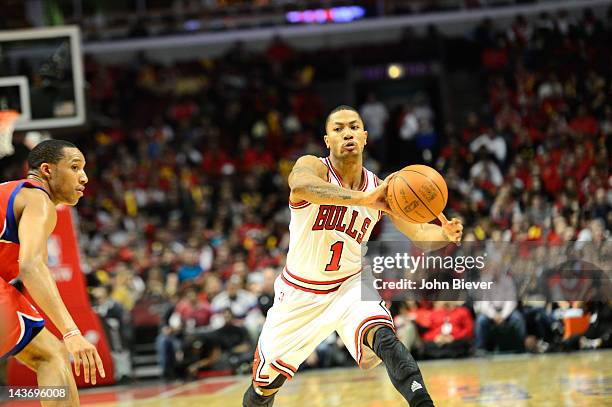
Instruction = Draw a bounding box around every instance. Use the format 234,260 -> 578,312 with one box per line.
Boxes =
325,105 -> 364,129
27,139 -> 77,170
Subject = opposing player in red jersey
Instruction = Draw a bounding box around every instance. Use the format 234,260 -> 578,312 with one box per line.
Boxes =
0,140 -> 105,404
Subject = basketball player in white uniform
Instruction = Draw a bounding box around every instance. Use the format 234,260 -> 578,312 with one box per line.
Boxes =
243,106 -> 463,407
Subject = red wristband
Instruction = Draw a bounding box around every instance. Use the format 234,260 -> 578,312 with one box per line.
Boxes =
62,329 -> 81,340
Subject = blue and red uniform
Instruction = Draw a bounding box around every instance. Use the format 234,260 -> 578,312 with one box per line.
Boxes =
0,180 -> 47,357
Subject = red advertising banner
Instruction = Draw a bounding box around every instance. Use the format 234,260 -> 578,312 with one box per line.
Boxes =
8,205 -> 115,387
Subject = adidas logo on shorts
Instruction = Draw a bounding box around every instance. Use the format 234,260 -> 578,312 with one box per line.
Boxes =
411,381 -> 423,392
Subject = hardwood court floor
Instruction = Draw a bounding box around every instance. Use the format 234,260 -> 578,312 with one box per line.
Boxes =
6,350 -> 611,406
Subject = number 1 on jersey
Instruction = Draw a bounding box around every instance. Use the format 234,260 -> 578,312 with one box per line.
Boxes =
325,241 -> 344,271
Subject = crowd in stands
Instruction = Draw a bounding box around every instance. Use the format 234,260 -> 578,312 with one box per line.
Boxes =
3,0 -> 547,40
390,8 -> 611,359
1,7 -> 610,381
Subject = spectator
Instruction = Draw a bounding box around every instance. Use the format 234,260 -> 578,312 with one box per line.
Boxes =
470,154 -> 504,188
174,286 -> 212,332
470,130 -> 508,164
111,263 -> 145,312
255,267 -> 277,317
210,276 -> 263,340
560,302 -> 612,351
91,285 -> 133,381
185,308 -> 252,378
394,300 -> 433,352
422,301 -> 474,359
155,295 -> 183,381
521,300 -> 554,354
474,266 -> 526,353
359,93 -> 389,159
178,248 -> 205,282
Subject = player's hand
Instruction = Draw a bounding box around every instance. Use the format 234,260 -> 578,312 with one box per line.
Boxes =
438,213 -> 463,245
187,364 -> 199,378
361,178 -> 392,213
64,334 -> 106,385
434,334 -> 446,345
382,172 -> 397,183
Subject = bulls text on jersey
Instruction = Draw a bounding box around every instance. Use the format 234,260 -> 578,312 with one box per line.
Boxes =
311,205 -> 372,244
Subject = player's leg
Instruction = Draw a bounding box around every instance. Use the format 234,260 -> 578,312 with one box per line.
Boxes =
364,324 -> 434,407
15,328 -> 79,406
244,323 -> 328,407
244,343 -> 288,407
0,278 -> 78,405
243,274 -> 336,407
243,374 -> 286,406
334,275 -> 434,407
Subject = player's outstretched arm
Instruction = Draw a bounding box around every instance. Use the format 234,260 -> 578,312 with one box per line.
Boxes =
389,212 -> 463,252
289,155 -> 389,211
18,189 -> 105,384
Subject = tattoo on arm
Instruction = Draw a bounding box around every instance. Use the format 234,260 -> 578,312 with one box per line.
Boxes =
304,184 -> 353,200
289,156 -> 361,204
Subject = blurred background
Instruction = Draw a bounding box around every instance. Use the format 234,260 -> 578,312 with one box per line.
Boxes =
0,0 -> 610,393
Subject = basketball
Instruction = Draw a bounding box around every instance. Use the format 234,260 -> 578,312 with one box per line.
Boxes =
387,165 -> 448,223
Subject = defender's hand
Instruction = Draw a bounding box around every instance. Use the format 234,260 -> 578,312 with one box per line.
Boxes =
438,213 -> 463,245
64,334 -> 106,385
361,179 -> 391,213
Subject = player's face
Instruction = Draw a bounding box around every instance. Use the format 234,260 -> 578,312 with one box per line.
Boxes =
324,110 -> 368,159
48,147 -> 88,206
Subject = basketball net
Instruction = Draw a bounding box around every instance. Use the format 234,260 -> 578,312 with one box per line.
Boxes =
0,110 -> 19,159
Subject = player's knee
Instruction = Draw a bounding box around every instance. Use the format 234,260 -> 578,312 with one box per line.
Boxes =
35,349 -> 68,372
366,325 -> 395,349
42,336 -> 68,361
258,374 -> 287,395
369,326 -> 419,381
19,332 -> 69,371
254,385 -> 280,397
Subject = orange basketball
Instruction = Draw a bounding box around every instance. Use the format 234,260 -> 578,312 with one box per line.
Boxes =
387,164 -> 448,223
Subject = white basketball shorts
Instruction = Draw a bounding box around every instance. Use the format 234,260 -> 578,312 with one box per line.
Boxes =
252,268 -> 394,386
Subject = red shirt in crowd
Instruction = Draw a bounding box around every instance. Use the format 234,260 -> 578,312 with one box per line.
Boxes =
569,114 -> 598,136
174,298 -> 212,327
422,306 -> 474,342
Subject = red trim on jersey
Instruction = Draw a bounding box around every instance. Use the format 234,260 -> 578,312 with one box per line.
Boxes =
280,274 -> 340,294
270,364 -> 293,380
253,380 -> 271,387
251,346 -> 261,382
284,266 -> 361,285
373,176 -> 383,221
24,179 -> 47,190
354,315 -> 395,367
276,359 -> 297,373
359,168 -> 368,192
324,159 -> 342,186
325,157 -> 344,187
252,344 -> 270,384
271,361 -> 295,378
324,157 -> 368,192
0,278 -> 45,357
288,198 -> 311,209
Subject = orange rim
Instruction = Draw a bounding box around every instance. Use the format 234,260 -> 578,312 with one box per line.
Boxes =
0,110 -> 19,131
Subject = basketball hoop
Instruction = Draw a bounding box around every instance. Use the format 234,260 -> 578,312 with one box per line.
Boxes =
0,110 -> 19,159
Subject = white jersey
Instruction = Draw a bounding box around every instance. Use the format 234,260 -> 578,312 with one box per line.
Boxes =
283,157 -> 383,294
